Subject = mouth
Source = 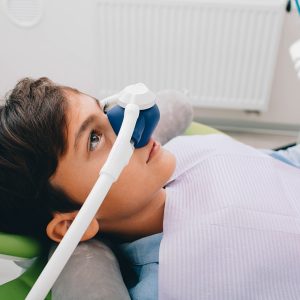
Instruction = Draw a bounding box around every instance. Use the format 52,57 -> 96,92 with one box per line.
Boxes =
146,139 -> 161,163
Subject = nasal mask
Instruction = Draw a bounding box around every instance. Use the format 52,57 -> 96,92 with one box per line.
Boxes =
105,83 -> 160,148
26,83 -> 160,300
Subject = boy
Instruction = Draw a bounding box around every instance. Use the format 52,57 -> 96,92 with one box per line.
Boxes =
2,77 -> 300,299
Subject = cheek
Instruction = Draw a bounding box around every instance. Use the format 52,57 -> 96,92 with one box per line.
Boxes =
98,159 -> 149,219
113,148 -> 175,196
65,155 -> 107,203
77,142 -> 115,200
99,150 -> 175,219
109,161 -> 147,198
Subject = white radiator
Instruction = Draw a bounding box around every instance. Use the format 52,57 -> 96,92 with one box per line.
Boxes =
96,0 -> 285,111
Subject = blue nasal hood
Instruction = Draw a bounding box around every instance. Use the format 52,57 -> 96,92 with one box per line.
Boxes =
107,104 -> 160,148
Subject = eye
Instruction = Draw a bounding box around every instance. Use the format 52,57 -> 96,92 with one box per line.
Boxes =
89,130 -> 102,151
103,104 -> 109,113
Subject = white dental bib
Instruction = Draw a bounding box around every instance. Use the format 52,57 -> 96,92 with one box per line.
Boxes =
160,134 -> 300,300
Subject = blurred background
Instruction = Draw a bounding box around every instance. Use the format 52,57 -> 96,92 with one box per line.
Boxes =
0,0 -> 299,149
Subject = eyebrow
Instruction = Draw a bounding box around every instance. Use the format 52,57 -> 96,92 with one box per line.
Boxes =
73,98 -> 103,151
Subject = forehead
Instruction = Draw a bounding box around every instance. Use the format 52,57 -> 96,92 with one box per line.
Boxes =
66,92 -> 97,123
65,91 -> 100,140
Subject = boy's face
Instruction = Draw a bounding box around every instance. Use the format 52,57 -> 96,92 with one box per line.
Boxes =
50,91 -> 175,227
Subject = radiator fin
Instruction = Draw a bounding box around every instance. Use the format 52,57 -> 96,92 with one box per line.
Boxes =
96,1 -> 285,111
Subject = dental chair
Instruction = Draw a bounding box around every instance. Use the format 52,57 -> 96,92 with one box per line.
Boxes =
0,122 -> 220,299
0,232 -> 50,299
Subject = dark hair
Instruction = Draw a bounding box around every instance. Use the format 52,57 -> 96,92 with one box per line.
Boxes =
0,77 -> 81,245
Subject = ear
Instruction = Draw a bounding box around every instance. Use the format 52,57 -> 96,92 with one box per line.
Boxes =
46,211 -> 99,243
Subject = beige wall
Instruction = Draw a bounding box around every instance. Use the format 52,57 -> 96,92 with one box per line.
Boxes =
195,10 -> 300,130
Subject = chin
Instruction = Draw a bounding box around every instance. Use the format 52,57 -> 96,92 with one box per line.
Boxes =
161,149 -> 176,180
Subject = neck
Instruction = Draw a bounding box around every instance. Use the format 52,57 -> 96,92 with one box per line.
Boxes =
100,188 -> 166,242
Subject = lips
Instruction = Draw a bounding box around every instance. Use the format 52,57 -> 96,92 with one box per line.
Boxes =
146,139 -> 160,163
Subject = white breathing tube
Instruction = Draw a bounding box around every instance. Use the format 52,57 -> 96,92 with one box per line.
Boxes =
25,83 -> 155,300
